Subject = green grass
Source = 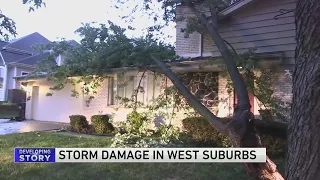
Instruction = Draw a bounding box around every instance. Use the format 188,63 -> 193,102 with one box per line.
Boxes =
0,132 -> 285,180
0,110 -> 19,119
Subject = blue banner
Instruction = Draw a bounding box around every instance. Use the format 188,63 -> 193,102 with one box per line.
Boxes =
14,148 -> 56,163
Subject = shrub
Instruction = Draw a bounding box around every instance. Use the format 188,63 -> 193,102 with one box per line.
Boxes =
110,132 -> 184,148
156,124 -> 181,142
182,117 -> 287,157
182,117 -> 230,147
260,134 -> 286,157
126,111 -> 149,133
69,115 -> 89,133
255,120 -> 287,157
91,115 -> 115,134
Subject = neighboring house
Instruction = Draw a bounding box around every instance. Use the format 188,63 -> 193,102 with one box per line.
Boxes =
0,32 -> 52,102
16,0 -> 295,125
0,32 -> 73,103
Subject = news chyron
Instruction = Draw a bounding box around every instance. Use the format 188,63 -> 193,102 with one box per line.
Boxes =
14,148 -> 266,163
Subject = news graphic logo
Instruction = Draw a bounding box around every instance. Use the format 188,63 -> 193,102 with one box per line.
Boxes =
14,148 -> 55,163
14,148 -> 266,163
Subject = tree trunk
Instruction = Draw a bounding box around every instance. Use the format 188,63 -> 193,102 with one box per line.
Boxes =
286,0 -> 320,179
151,55 -> 284,180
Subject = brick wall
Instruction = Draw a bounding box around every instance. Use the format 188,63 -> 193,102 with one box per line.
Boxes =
217,73 -> 234,117
175,6 -> 201,58
271,70 -> 293,103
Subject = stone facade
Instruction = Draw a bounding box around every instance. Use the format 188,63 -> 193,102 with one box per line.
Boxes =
161,72 -> 234,117
179,72 -> 219,108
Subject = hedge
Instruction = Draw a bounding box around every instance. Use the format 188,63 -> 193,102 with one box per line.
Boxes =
91,115 -> 115,134
69,115 -> 89,133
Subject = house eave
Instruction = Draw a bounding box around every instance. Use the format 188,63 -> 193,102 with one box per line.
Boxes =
7,62 -> 35,68
2,46 -> 34,55
15,52 -> 284,81
171,52 -> 284,71
218,0 -> 257,17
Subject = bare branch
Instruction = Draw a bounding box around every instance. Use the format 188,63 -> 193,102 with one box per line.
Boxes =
133,67 -> 149,111
223,39 -> 238,57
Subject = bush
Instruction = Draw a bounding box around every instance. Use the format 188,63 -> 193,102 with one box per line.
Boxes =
91,115 -> 115,134
69,115 -> 89,133
126,111 -> 149,133
154,124 -> 181,143
182,117 -> 230,147
254,120 -> 287,157
110,133 -> 184,148
182,117 -> 286,157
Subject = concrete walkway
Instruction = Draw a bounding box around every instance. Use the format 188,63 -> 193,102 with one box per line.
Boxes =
0,119 -> 68,135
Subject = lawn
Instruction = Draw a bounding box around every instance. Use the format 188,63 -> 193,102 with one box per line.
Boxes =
0,132 -> 285,180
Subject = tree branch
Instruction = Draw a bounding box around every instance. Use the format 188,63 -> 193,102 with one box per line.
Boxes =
188,4 -> 251,111
150,55 -> 227,134
133,68 -> 148,111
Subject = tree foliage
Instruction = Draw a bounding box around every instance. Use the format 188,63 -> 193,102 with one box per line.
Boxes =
0,0 -> 45,41
34,21 -> 176,96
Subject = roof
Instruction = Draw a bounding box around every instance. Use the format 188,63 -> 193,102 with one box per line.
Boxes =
0,32 -> 77,67
0,41 -> 8,48
12,52 -> 51,65
67,40 -> 80,46
1,50 -> 31,64
4,32 -> 51,53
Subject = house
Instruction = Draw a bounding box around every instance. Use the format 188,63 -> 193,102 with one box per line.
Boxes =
174,0 -> 295,118
15,0 -> 295,125
0,32 -> 52,102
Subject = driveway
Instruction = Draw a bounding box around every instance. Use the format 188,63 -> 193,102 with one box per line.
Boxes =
0,119 -> 68,135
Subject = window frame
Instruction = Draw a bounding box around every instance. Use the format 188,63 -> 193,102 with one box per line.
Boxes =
108,72 -> 149,107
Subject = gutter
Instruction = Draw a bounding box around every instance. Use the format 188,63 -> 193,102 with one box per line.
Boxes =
2,46 -> 34,55
218,0 -> 256,17
14,74 -> 48,82
7,62 -> 35,69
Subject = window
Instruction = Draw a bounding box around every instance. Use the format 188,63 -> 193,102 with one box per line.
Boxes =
108,73 -> 148,106
21,72 -> 29,76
